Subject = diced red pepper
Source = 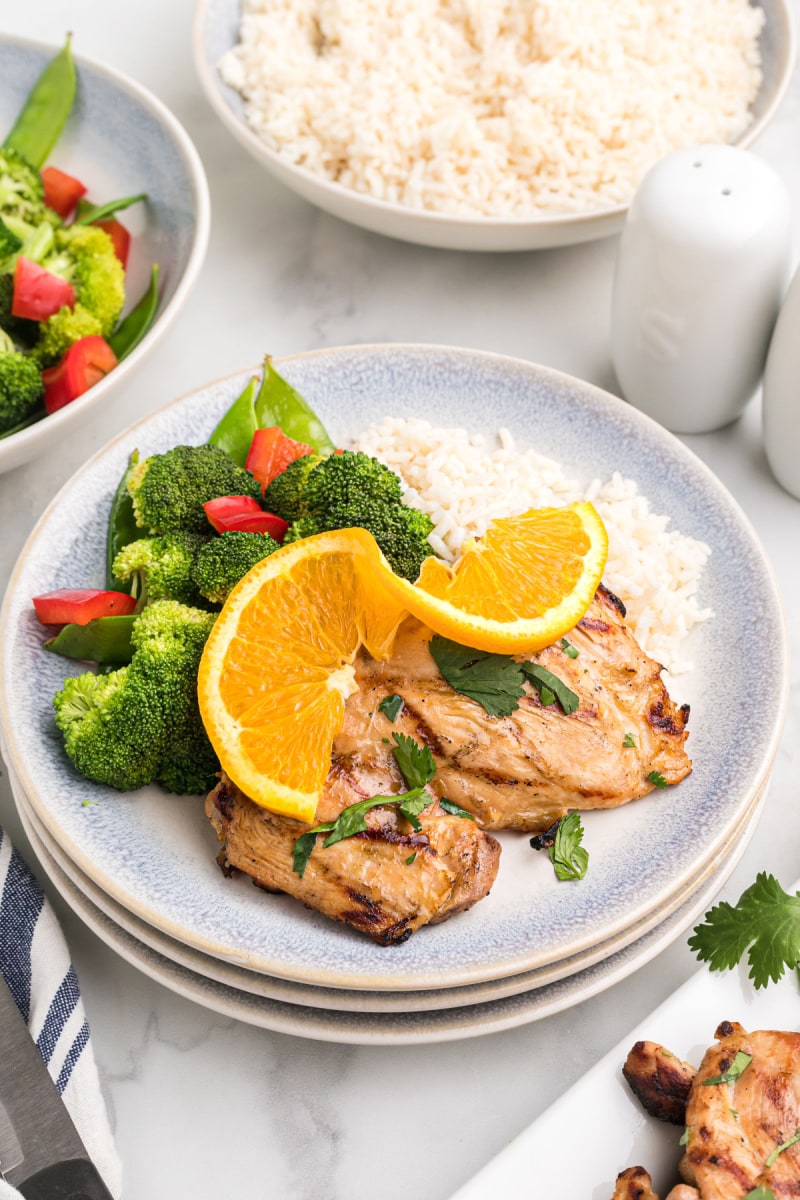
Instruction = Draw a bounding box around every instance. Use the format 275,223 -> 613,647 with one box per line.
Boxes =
203,495 -> 288,542
244,427 -> 313,493
41,336 -> 118,414
33,588 -> 137,626
12,256 -> 75,321
41,166 -> 88,218
93,217 -> 130,269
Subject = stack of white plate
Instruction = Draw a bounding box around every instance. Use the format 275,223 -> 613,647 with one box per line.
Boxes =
0,347 -> 788,1045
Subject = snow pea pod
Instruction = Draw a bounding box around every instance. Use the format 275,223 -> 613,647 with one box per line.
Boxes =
207,375 -> 259,467
108,264 -> 159,362
44,614 -> 135,666
3,38 -> 76,169
106,450 -> 141,591
254,358 -> 335,454
75,193 -> 147,226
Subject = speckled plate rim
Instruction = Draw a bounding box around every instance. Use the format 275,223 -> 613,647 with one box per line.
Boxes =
20,777 -> 765,1044
0,344 -> 789,991
0,34 -> 211,463
12,770 -> 767,1014
192,0 -> 795,251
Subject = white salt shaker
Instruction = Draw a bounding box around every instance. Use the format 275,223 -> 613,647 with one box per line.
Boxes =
763,267 -> 800,499
611,145 -> 791,434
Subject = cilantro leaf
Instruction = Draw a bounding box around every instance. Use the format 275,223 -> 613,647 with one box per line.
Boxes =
560,637 -> 579,659
429,635 -> 525,717
548,812 -> 589,881
647,770 -> 668,788
679,1128 -> 689,1146
379,694 -> 403,722
292,786 -> 431,877
623,732 -> 636,748
439,798 -> 475,820
392,732 -> 436,790
405,853 -> 417,865
766,1128 -> 800,1168
521,662 -> 580,715
701,1050 -> 752,1086
688,872 -> 800,988
745,1188 -> 776,1199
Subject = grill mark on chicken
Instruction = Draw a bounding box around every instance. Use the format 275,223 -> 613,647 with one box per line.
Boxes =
612,1167 -> 660,1200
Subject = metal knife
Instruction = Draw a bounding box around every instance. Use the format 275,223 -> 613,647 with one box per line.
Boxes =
0,975 -> 114,1199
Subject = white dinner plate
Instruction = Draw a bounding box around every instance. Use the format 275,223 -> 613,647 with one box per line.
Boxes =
17,776 -> 769,1045
12,770 -> 765,1016
0,346 -> 788,991
448,881 -> 800,1195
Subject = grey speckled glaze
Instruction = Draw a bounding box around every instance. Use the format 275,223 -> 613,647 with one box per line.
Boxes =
193,0 -> 796,252
0,346 -> 789,993
17,774 -> 764,1043
0,36 -> 210,473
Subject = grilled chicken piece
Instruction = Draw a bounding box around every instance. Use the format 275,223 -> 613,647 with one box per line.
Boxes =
206,771 -> 501,945
337,585 -> 691,833
680,1021 -> 800,1197
623,1040 -> 696,1124
612,1174 -> 699,1200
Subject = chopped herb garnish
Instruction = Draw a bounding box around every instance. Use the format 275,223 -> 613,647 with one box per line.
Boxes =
688,872 -> 800,989
623,732 -> 636,748
405,853 -> 417,866
679,1128 -> 689,1146
379,694 -> 403,723
701,1050 -> 752,1086
81,798 -> 99,807
765,1128 -> 800,1168
392,731 -> 436,790
548,812 -> 589,882
730,1108 -> 739,1121
647,770 -> 668,788
745,1187 -> 775,1200
560,637 -> 579,659
429,635 -> 525,718
381,737 -> 391,744
293,786 -> 432,877
439,798 -> 475,820
522,662 -> 579,715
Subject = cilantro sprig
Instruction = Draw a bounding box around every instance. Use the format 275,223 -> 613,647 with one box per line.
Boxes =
701,1050 -> 752,1086
429,635 -> 579,718
292,732 -> 438,877
688,872 -> 800,989
379,694 -> 403,723
530,812 -> 589,881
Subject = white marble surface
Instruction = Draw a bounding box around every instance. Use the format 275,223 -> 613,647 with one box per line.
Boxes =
1,3 -> 799,1198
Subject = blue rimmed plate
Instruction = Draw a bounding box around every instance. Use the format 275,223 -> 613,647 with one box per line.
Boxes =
0,345 -> 789,991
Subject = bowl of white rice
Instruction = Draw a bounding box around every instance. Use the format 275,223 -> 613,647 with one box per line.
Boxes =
193,0 -> 795,251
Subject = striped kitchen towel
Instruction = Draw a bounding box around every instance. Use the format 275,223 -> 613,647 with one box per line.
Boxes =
0,826 -> 122,1198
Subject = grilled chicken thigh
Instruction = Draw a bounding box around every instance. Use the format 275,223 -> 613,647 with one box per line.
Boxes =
339,586 -> 691,833
206,771 -> 501,945
623,1040 -> 696,1125
618,1023 -> 800,1199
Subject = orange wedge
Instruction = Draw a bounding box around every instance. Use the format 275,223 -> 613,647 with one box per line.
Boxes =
387,501 -> 608,653
197,529 -> 406,823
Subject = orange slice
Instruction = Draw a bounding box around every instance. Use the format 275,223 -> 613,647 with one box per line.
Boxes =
387,502 -> 608,653
197,529 -> 406,823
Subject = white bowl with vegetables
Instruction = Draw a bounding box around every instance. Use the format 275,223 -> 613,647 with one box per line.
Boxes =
0,35 -> 210,475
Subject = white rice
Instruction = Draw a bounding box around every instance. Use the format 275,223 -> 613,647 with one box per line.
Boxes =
219,0 -> 764,218
352,417 -> 713,676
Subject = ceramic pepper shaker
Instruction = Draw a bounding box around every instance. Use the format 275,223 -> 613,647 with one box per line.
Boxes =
763,266 -> 800,499
611,144 -> 791,434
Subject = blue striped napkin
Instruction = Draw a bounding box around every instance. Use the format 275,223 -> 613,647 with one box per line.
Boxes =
0,826 -> 121,1197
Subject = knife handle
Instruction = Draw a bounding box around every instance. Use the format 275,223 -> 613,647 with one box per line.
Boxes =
17,1157 -> 115,1200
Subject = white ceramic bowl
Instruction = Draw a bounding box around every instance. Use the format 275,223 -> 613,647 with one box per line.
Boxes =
0,36 -> 210,475
193,0 -> 795,253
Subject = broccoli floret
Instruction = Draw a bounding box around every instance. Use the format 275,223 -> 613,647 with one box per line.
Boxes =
0,326 -> 43,432
127,444 -> 262,535
53,599 -> 218,794
0,149 -> 50,227
269,451 -> 433,580
262,453 -> 324,521
0,218 -> 22,261
112,532 -> 210,607
191,531 -> 280,605
33,224 -> 125,364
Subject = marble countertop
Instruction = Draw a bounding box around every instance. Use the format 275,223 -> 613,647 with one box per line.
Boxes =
1,3 -> 799,1197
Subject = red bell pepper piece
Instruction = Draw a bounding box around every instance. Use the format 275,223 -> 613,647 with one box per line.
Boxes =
93,217 -> 130,270
41,336 -> 118,414
41,166 -> 88,218
203,496 -> 289,542
12,256 -> 75,321
244,427 -> 313,493
33,588 -> 137,626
